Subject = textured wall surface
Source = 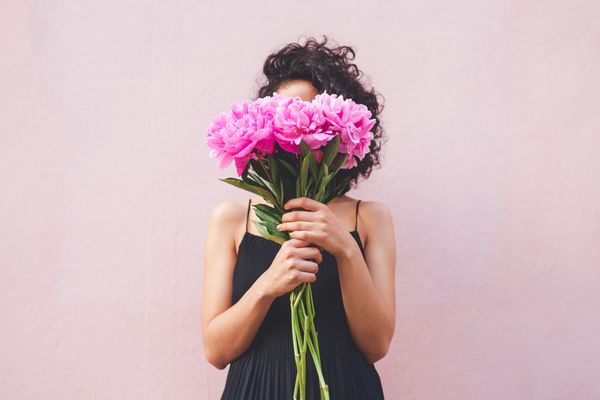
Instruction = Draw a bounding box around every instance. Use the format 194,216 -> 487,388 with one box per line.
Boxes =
1,0 -> 599,399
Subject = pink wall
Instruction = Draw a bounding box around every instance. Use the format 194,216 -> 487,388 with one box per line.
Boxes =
2,0 -> 599,399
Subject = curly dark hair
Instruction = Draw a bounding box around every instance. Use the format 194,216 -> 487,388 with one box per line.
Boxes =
253,35 -> 387,196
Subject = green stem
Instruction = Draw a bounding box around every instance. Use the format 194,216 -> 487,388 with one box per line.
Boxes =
291,278 -> 331,399
301,313 -> 309,399
291,290 -> 302,400
290,292 -> 299,358
293,283 -> 307,309
300,293 -> 330,400
306,284 -> 320,360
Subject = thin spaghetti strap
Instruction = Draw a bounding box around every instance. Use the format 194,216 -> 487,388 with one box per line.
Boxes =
246,198 -> 251,233
355,199 -> 362,231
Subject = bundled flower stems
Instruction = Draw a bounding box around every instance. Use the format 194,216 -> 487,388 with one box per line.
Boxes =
206,91 -> 375,400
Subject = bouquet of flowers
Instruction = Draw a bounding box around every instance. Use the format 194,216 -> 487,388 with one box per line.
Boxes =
205,90 -> 375,400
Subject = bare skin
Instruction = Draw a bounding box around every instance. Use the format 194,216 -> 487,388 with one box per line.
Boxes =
277,196 -> 396,364
277,79 -> 319,100
201,80 -> 397,370
201,194 -> 396,369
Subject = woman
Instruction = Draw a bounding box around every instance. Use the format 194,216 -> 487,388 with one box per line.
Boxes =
202,36 -> 396,399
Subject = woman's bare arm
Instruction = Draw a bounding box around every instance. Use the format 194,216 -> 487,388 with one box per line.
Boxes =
335,200 -> 396,364
201,201 -> 275,370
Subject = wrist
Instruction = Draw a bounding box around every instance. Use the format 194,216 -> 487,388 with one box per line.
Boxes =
335,234 -> 360,262
254,276 -> 276,302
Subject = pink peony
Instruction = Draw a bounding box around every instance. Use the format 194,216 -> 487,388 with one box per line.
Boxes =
205,94 -> 281,176
312,91 -> 375,168
205,90 -> 376,175
273,94 -> 336,153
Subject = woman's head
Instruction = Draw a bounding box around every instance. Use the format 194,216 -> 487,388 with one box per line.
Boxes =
274,79 -> 320,102
254,35 -> 386,196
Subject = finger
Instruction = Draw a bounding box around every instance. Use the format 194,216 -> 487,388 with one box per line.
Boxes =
277,221 -> 315,233
294,259 -> 319,274
280,210 -> 320,224
283,197 -> 322,212
285,237 -> 313,248
296,270 -> 317,283
295,246 -> 323,264
288,230 -> 316,244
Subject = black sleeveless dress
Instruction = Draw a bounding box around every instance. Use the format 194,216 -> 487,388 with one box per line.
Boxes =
220,199 -> 385,399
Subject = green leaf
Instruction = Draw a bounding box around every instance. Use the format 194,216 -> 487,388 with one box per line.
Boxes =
241,160 -> 250,180
246,171 -> 270,190
300,139 -> 311,158
329,153 -> 348,176
254,221 -> 286,245
244,173 -> 279,204
249,158 -> 269,181
315,174 -> 334,202
278,157 -> 298,177
254,203 -> 281,225
269,154 -> 279,186
295,176 -> 301,197
300,139 -> 319,180
325,175 -> 352,203
219,177 -> 276,205
300,156 -> 310,195
315,162 -> 329,192
268,154 -> 282,205
308,152 -> 318,180
279,179 -> 285,207
320,173 -> 334,192
322,135 -> 340,167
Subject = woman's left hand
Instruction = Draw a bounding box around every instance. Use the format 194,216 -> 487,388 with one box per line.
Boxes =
276,197 -> 356,259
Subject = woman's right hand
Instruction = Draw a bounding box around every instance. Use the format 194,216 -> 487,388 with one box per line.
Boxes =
257,237 -> 323,299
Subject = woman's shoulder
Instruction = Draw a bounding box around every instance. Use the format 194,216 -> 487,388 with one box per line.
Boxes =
360,199 -> 392,217
207,200 -> 249,250
353,198 -> 394,247
209,199 -> 248,223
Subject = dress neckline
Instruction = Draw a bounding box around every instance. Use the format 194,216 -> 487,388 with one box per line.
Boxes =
240,229 -> 364,254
